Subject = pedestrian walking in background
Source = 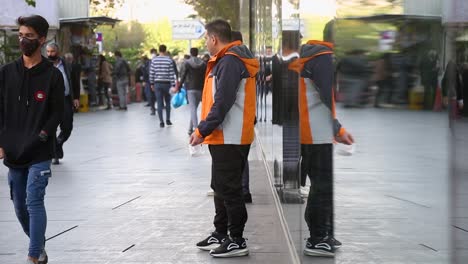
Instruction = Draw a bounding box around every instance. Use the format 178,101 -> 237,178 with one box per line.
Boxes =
149,45 -> 177,127
46,43 -> 79,165
81,49 -> 98,106
112,50 -> 131,111
98,55 -> 113,109
175,48 -> 206,135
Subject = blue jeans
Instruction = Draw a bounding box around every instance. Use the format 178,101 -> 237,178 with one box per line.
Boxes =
154,82 -> 172,123
8,160 -> 51,259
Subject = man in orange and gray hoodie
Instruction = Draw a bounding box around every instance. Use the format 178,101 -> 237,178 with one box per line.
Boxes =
190,19 -> 259,258
290,40 -> 354,257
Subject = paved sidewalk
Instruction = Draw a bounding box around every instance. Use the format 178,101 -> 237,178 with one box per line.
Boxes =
0,103 -> 291,264
256,105 -> 451,264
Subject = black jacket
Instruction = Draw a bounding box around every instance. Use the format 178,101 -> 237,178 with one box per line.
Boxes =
179,57 -> 206,91
0,56 -> 64,168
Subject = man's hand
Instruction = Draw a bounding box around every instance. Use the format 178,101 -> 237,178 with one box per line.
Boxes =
443,97 -> 449,107
0,148 -> 4,159
335,131 -> 354,145
73,99 -> 80,109
189,132 -> 204,146
151,85 -> 155,92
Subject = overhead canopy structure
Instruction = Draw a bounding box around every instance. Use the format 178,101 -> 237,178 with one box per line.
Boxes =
59,16 -> 121,27
341,14 -> 441,23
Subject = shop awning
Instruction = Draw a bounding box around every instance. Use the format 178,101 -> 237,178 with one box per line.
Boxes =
341,14 -> 441,23
59,16 -> 121,27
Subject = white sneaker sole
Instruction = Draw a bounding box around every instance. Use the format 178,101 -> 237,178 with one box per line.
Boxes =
304,249 -> 335,257
197,244 -> 220,251
210,248 -> 249,258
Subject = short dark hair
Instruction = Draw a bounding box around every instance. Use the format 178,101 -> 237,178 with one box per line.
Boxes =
114,50 -> 122,57
17,15 -> 49,38
205,19 -> 232,43
159,45 -> 167,53
231,31 -> 243,42
150,48 -> 157,54
190,48 -> 199,57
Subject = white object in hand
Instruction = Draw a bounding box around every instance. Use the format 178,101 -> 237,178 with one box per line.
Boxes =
335,143 -> 355,156
189,144 -> 205,157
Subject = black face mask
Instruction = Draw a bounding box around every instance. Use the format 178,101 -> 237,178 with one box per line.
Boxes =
19,38 -> 40,57
48,55 -> 59,61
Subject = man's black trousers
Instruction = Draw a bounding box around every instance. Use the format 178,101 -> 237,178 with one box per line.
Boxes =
209,144 -> 250,238
54,96 -> 74,158
301,144 -> 334,239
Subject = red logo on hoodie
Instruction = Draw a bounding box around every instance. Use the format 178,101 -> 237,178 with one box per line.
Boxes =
34,91 -> 46,102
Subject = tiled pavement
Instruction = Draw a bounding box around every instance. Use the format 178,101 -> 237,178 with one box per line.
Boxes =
0,103 -> 291,264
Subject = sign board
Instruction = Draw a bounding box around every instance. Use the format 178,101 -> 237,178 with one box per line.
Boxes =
172,20 -> 205,40
272,19 -> 306,38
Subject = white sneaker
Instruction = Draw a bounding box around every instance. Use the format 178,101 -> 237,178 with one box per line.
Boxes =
207,190 -> 215,196
300,186 -> 310,197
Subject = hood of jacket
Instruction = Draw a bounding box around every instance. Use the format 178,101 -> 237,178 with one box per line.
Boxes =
289,40 -> 334,73
226,42 -> 260,77
187,56 -> 205,69
15,56 -> 53,76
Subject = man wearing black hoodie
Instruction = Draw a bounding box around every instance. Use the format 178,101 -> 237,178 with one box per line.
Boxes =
0,15 -> 64,264
176,47 -> 206,135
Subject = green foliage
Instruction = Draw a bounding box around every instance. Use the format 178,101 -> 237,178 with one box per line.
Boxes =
90,0 -> 124,17
25,0 -> 36,7
96,20 -> 145,51
183,0 -> 240,29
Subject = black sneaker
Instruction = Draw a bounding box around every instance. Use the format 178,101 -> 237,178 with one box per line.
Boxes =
166,120 -> 173,126
196,232 -> 227,251
160,122 -> 165,128
330,237 -> 342,249
304,236 -> 335,257
56,144 -> 64,159
38,249 -> 48,264
210,237 -> 249,258
52,159 -> 60,165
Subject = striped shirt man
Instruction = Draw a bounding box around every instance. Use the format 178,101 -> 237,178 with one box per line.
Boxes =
149,55 -> 176,86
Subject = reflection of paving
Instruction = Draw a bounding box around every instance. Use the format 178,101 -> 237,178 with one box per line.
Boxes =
452,118 -> 468,263
0,104 -> 291,263
258,106 -> 451,263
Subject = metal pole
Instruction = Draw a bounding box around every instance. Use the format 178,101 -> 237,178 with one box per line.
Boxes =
188,39 -> 192,53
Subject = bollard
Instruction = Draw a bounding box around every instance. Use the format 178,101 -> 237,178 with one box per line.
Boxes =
79,94 -> 89,112
135,82 -> 142,102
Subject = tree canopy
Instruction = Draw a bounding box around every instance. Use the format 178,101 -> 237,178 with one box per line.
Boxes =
182,0 -> 240,30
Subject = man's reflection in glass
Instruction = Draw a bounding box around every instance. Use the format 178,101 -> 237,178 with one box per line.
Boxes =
289,38 -> 354,257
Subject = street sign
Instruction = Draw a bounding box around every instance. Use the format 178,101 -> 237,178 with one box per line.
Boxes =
172,20 -> 206,40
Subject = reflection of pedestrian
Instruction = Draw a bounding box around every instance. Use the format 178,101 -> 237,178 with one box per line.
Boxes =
176,48 -> 206,135
459,63 -> 468,117
373,53 -> 393,107
149,45 -> 177,127
232,31 -> 253,204
337,50 -> 372,107
112,50 -> 131,110
46,43 -> 79,165
190,19 -> 259,258
419,50 -> 439,110
1,15 -> 64,264
290,40 -> 354,257
98,55 -> 113,109
442,60 -> 463,120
